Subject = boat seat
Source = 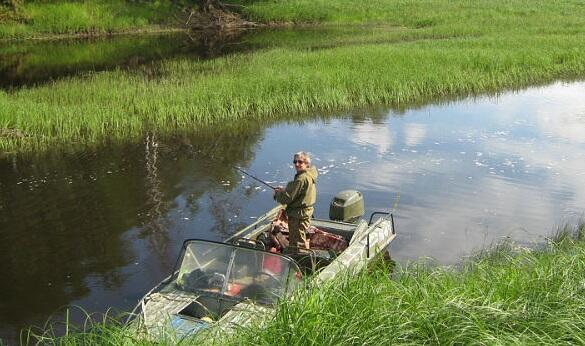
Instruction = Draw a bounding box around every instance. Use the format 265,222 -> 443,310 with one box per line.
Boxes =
230,237 -> 266,250
285,248 -> 336,275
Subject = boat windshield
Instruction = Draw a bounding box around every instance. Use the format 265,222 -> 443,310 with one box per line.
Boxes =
175,240 -> 302,305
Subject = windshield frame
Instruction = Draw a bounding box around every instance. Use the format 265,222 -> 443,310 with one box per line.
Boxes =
171,239 -> 302,305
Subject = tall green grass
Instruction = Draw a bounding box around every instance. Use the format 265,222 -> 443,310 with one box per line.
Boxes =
1,0 -> 585,152
0,0 -> 175,39
33,223 -> 585,345
238,0 -> 585,30
22,307 -> 135,346
2,30 -> 585,152
228,223 -> 585,345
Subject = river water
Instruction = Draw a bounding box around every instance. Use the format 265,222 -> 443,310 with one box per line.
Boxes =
1,37 -> 585,342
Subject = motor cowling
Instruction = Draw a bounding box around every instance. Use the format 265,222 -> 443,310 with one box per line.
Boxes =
329,190 -> 364,223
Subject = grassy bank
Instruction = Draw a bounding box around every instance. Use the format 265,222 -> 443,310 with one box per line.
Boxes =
0,0 -> 175,39
31,223 -> 585,344
240,0 -> 585,29
1,0 -> 585,152
229,223 -> 585,345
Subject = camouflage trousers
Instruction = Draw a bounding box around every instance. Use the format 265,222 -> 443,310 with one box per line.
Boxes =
288,217 -> 311,250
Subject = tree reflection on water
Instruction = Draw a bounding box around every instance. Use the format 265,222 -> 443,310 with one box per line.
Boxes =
0,121 -> 268,343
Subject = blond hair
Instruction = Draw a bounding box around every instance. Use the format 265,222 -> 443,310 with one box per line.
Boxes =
294,151 -> 311,166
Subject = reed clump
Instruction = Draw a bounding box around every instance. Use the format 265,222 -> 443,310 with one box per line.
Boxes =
2,0 -> 585,152
228,223 -> 585,345
2,31 -> 585,152
0,0 -> 174,39
36,223 -> 585,345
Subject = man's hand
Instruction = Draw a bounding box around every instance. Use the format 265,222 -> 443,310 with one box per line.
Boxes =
274,186 -> 284,195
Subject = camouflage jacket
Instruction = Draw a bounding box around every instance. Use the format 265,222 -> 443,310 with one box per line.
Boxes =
274,166 -> 318,219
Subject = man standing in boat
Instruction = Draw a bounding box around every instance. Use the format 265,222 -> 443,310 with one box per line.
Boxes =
274,151 -> 318,252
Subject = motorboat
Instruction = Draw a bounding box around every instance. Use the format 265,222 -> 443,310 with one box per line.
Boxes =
129,190 -> 397,339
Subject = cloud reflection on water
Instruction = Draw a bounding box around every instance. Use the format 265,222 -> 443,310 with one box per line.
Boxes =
338,82 -> 585,264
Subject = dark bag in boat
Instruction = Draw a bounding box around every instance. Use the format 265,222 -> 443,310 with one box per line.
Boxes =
258,217 -> 290,252
270,226 -> 289,251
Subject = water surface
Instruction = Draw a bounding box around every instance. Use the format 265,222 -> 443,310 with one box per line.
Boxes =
1,82 -> 584,342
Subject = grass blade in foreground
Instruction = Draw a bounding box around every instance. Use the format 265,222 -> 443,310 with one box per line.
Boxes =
228,224 -> 585,345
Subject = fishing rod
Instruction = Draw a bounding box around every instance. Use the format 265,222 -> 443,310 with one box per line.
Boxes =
194,149 -> 277,190
233,165 -> 276,190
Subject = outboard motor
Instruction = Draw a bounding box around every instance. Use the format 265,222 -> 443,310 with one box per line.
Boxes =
329,190 -> 364,223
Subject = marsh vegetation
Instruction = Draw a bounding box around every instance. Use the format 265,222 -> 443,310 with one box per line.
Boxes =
2,0 -> 585,152
2,1 -> 585,343
230,224 -> 585,345
29,224 -> 585,345
0,0 -> 175,39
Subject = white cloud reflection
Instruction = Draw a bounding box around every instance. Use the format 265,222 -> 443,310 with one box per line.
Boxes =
404,123 -> 428,147
350,121 -> 394,154
254,82 -> 585,265
348,82 -> 585,264
535,109 -> 585,145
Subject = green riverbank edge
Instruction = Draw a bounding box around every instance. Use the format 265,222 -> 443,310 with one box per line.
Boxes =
29,224 -> 585,344
0,1 -> 179,41
1,0 -> 585,153
229,224 -> 585,345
